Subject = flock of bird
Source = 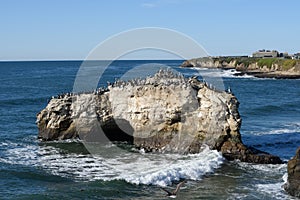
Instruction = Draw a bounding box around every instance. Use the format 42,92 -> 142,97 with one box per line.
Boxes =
51,69 -> 232,101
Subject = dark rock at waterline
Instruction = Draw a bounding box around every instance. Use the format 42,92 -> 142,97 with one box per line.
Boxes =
234,71 -> 300,79
180,60 -> 195,68
221,141 -> 282,164
36,69 -> 282,164
284,147 -> 300,197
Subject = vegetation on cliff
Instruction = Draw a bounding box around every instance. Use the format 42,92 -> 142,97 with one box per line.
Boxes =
181,56 -> 300,78
212,57 -> 299,70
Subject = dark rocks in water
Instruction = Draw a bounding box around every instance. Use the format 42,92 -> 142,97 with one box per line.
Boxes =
181,60 -> 195,68
234,71 -> 300,79
220,141 -> 282,164
284,147 -> 300,197
36,69 -> 282,164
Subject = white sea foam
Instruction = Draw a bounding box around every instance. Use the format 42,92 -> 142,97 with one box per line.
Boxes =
0,142 -> 224,186
117,147 -> 224,186
255,182 -> 292,200
219,69 -> 254,79
248,122 -> 300,136
235,161 -> 287,173
233,161 -> 295,200
192,67 -> 255,79
255,172 -> 298,200
266,128 -> 300,135
282,172 -> 288,184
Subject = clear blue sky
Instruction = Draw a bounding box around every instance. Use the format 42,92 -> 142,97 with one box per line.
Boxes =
1,0 -> 299,60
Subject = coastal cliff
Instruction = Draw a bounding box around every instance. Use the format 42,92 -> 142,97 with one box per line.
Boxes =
36,69 -> 282,164
284,147 -> 300,197
181,57 -> 300,79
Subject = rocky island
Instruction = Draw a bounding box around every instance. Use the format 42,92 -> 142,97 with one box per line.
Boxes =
36,69 -> 282,164
181,57 -> 300,79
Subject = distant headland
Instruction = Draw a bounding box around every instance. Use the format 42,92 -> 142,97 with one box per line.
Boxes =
181,49 -> 300,79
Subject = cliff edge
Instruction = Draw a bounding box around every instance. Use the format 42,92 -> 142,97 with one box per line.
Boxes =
36,69 -> 282,164
181,57 -> 300,79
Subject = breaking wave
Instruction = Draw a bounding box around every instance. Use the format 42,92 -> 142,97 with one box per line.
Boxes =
191,67 -> 255,79
0,142 -> 224,186
233,161 -> 295,200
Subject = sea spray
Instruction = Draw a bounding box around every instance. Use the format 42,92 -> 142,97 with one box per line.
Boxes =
0,142 -> 223,186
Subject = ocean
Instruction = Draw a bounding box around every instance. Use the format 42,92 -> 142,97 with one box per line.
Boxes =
0,60 -> 299,200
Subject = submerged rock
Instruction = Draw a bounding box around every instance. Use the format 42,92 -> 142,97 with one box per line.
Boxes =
284,147 -> 300,197
36,69 -> 282,164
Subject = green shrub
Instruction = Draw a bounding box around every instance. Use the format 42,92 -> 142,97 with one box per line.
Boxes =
210,56 -> 298,71
235,57 -> 257,67
257,58 -> 277,68
282,59 -> 297,70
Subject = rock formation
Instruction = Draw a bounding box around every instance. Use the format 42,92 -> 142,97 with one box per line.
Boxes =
284,147 -> 300,197
181,57 -> 300,79
36,69 -> 282,164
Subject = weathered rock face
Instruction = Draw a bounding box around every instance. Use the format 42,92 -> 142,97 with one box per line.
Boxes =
181,58 -> 236,69
284,147 -> 300,197
182,57 -> 300,79
36,69 -> 282,164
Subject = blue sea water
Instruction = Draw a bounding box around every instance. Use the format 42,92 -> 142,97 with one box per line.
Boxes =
0,60 -> 299,199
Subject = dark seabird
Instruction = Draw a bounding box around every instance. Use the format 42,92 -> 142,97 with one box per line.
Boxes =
161,180 -> 186,198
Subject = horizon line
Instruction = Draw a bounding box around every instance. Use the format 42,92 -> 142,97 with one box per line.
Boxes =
0,58 -> 189,62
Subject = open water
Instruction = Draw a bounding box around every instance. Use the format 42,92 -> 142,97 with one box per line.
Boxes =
0,60 -> 299,199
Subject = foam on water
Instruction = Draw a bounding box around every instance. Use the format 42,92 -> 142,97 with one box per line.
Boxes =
191,67 -> 255,79
255,172 -> 298,200
255,182 -> 292,200
0,142 -> 224,186
237,162 -> 286,172
233,161 -> 294,200
264,128 -> 300,135
118,146 -> 224,186
220,69 -> 254,79
250,123 -> 300,136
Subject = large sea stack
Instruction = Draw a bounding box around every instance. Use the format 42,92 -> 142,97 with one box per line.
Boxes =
284,147 -> 300,197
36,69 -> 282,164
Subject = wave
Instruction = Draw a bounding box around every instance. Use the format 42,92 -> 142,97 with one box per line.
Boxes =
247,105 -> 285,116
249,103 -> 300,116
246,122 -> 300,136
0,142 -> 224,186
231,162 -> 294,200
255,181 -> 294,200
191,67 -> 255,79
235,161 -> 286,172
221,69 -> 255,79
264,128 -> 300,135
242,122 -> 300,159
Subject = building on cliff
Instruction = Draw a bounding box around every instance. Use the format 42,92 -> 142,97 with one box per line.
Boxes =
252,49 -> 291,59
252,49 -> 279,58
293,53 -> 300,59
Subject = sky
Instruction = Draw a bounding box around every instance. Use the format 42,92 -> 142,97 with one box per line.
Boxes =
0,0 -> 299,60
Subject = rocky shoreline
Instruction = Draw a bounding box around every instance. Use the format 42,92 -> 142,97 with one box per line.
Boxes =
181,57 -> 300,79
284,147 -> 300,198
36,69 -> 282,164
234,71 -> 300,79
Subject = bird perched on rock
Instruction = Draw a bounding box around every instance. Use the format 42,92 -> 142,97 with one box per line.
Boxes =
161,180 -> 186,198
